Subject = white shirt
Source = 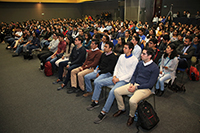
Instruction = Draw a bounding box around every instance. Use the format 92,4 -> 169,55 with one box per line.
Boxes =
48,39 -> 60,53
113,54 -> 138,82
15,31 -> 23,40
132,44 -> 142,60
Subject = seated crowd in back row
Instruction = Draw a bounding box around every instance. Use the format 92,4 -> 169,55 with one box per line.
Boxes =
0,16 -> 200,126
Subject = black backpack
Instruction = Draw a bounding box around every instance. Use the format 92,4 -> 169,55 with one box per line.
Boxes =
136,100 -> 159,132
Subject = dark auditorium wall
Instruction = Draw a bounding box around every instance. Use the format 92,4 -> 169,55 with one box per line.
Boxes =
0,2 -> 82,23
161,0 -> 200,17
82,0 -> 119,20
0,1 -> 119,23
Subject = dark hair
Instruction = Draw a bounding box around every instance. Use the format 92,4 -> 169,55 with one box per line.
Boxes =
149,38 -> 157,44
133,36 -> 140,43
85,32 -> 92,44
185,36 -> 193,42
104,35 -> 109,41
125,42 -> 134,52
92,39 -> 100,46
104,30 -> 108,33
119,37 -> 125,45
106,41 -> 114,49
163,34 -> 170,41
58,33 -> 64,38
126,30 -> 130,34
76,35 -> 83,43
65,35 -> 73,54
143,47 -> 155,59
164,43 -> 177,59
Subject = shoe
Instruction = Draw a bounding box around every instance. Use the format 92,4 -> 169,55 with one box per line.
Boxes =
76,89 -> 85,97
12,53 -> 19,57
83,92 -> 93,97
155,89 -> 160,95
28,55 -> 33,60
57,84 -> 65,91
52,79 -> 62,84
67,87 -> 78,94
158,90 -> 165,96
94,112 -> 106,124
86,101 -> 100,111
113,110 -> 126,117
127,116 -> 134,126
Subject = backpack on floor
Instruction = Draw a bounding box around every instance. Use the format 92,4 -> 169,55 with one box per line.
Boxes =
186,66 -> 199,81
44,61 -> 53,76
168,79 -> 186,92
136,100 -> 159,133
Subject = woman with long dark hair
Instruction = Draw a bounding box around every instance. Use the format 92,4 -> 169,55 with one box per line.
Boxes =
55,35 -> 74,67
82,32 -> 92,49
155,43 -> 178,96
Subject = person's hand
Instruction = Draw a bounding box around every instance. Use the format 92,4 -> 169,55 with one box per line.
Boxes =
79,67 -> 83,71
184,53 -> 188,55
62,56 -> 65,59
163,66 -> 168,69
51,55 -> 55,59
96,73 -> 99,78
112,76 -> 119,84
66,65 -> 69,69
128,84 -> 136,93
160,71 -> 162,74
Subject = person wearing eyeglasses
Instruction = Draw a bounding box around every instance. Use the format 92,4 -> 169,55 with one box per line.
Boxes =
113,48 -> 159,126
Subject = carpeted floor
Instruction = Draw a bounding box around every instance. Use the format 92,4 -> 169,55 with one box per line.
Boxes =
0,42 -> 200,133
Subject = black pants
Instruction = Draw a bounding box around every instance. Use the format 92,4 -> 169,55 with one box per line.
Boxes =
178,58 -> 188,69
38,51 -> 53,69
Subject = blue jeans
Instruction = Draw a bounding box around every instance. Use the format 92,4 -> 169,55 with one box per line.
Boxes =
27,45 -> 39,54
100,79 -> 127,113
15,44 -> 24,54
46,56 -> 58,69
41,40 -> 49,48
156,73 -> 171,91
84,71 -> 111,93
63,63 -> 82,85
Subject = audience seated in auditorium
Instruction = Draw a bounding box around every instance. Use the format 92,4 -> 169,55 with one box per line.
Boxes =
116,26 -> 125,39
82,32 -> 92,49
99,35 -> 109,51
91,42 -> 138,124
23,32 -> 40,60
174,34 -> 184,49
55,35 -> 74,67
56,36 -> 86,90
67,39 -> 102,96
138,28 -> 146,49
37,33 -> 59,70
176,36 -> 195,69
191,35 -> 200,65
113,47 -> 159,126
83,41 -> 117,102
6,27 -> 23,49
159,34 -> 170,53
46,33 -> 66,70
148,38 -> 162,64
131,36 -> 142,60
113,37 -> 125,56
155,43 -> 178,96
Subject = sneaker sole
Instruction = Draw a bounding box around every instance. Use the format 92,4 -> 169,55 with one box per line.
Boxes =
94,115 -> 107,124
86,105 -> 100,111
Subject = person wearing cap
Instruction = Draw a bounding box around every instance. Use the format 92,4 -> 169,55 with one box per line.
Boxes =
46,33 -> 66,70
